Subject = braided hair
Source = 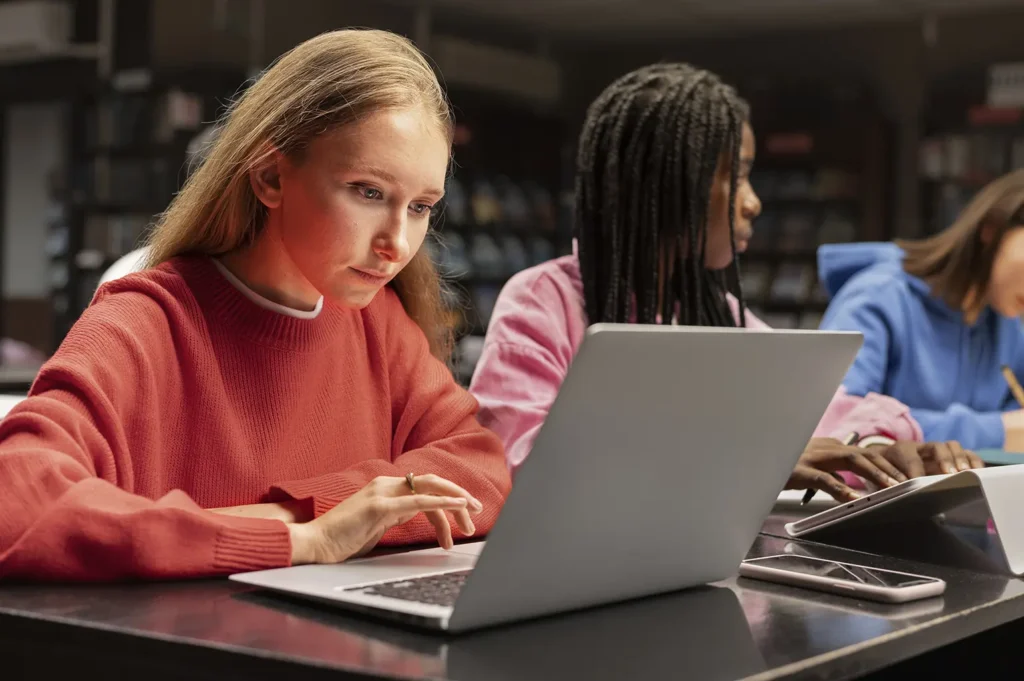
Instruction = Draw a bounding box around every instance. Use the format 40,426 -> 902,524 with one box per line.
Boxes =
576,63 -> 749,327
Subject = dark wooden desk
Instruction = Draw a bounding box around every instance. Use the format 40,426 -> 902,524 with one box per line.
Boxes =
3,528 -> 1024,681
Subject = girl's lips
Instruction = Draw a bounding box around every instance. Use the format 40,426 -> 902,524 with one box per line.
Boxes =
350,268 -> 391,285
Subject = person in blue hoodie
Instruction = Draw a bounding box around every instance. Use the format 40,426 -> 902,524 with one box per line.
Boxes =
819,170 -> 1024,451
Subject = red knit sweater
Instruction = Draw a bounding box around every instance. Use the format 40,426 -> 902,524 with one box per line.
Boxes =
0,257 -> 510,581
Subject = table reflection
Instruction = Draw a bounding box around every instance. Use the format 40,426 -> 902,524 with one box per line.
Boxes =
237,585 -> 766,681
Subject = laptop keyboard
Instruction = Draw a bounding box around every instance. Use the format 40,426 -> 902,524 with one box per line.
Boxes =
345,570 -> 471,607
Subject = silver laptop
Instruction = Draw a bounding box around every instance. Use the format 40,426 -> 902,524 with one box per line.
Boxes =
230,324 -> 862,632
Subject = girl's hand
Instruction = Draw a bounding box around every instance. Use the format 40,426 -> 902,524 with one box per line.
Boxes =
287,474 -> 483,565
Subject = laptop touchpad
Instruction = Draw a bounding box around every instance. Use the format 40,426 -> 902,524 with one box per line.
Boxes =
329,545 -> 481,588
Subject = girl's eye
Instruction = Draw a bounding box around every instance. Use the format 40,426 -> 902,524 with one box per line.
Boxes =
353,185 -> 383,200
410,203 -> 434,216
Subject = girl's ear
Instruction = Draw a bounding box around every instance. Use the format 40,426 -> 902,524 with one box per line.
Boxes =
249,149 -> 285,209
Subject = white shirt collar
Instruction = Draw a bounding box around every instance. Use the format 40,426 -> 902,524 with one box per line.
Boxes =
212,258 -> 323,320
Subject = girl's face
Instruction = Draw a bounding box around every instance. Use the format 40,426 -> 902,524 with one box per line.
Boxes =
704,122 -> 761,270
255,107 -> 449,309
987,226 -> 1024,318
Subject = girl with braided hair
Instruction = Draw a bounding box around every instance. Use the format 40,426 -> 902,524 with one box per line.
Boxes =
470,63 -> 980,502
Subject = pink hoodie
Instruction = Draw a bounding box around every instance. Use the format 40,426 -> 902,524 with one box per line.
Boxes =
469,255 -> 924,475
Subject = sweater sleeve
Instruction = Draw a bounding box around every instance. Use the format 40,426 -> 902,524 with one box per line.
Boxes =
469,269 -> 578,477
822,280 -> 1003,448
907,405 -> 1004,450
820,283 -> 894,397
269,289 -> 511,545
900,314 -> 1022,448
813,386 -> 924,442
470,341 -> 566,477
0,296 -> 291,582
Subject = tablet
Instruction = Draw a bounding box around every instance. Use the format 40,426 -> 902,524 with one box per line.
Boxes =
785,474 -> 955,537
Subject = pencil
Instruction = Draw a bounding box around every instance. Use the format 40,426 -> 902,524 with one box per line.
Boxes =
1002,365 -> 1024,408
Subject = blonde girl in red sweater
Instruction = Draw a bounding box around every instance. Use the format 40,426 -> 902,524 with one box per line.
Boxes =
0,29 -> 510,580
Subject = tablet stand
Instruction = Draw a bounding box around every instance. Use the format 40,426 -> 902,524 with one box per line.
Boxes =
789,466 -> 1024,576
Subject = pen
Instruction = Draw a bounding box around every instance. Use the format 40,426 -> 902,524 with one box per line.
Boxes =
801,431 -> 859,505
1002,365 -> 1024,408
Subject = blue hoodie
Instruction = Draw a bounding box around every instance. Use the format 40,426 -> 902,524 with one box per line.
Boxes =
818,242 -> 1024,449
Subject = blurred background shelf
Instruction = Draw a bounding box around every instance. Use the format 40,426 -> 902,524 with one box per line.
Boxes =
919,71 -> 1024,238
3,0 -> 1024,379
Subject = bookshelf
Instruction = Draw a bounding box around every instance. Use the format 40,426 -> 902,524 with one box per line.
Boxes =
435,89 -> 572,383
49,69 -> 244,345
919,73 -> 1024,236
738,87 -> 891,329
0,0 -> 113,356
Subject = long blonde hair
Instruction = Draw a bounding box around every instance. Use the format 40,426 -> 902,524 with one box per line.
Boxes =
145,29 -> 455,359
900,169 -> 1024,317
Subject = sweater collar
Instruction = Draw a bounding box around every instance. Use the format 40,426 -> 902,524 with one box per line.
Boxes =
170,256 -> 349,350
210,258 -> 324,320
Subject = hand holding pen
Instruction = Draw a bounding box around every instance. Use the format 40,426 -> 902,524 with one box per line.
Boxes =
791,432 -> 862,505
789,433 -> 982,505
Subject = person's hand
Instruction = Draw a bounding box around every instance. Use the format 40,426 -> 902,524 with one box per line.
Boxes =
209,500 -> 311,523
1003,410 -> 1024,452
787,438 -> 983,503
287,475 -> 484,566
871,440 -> 983,476
786,438 -> 907,503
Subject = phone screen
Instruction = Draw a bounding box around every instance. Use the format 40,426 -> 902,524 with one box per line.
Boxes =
746,555 -> 937,588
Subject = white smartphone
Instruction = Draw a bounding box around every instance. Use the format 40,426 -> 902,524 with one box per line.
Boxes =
739,554 -> 946,603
